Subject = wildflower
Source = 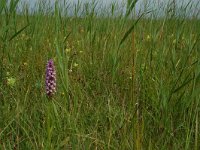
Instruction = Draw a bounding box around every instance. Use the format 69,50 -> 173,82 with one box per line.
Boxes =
21,33 -> 26,38
65,48 -> 71,53
61,92 -> 65,96
45,59 -> 56,97
7,77 -> 16,87
23,62 -> 28,66
73,63 -> 78,67
80,27 -> 84,33
173,39 -> 176,44
146,35 -> 151,41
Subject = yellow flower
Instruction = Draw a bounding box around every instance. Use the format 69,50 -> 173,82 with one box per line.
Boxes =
73,63 -> 78,67
80,28 -> 84,33
23,62 -> 28,66
146,35 -> 151,41
65,48 -> 71,53
7,77 -> 16,87
21,33 -> 26,38
173,39 -> 176,44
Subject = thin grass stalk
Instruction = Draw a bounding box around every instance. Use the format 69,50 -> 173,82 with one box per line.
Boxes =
132,23 -> 143,150
195,112 -> 198,150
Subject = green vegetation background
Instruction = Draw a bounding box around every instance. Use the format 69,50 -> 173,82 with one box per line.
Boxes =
0,0 -> 200,149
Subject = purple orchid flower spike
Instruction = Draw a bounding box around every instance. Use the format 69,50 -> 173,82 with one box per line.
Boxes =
45,59 -> 56,97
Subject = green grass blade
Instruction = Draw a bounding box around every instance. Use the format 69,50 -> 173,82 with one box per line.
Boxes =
9,24 -> 30,41
126,0 -> 138,17
119,13 -> 144,48
0,0 -> 6,14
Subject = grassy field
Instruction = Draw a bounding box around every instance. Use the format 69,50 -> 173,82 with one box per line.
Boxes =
0,0 -> 200,149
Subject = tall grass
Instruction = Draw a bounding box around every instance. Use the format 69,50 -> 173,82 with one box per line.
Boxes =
0,0 -> 200,149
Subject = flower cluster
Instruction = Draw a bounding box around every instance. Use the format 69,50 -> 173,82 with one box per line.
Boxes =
45,59 -> 56,97
7,77 -> 16,87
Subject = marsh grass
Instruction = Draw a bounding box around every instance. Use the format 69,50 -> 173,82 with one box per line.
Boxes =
0,0 -> 200,149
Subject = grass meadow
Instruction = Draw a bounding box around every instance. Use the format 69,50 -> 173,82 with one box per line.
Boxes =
0,0 -> 200,149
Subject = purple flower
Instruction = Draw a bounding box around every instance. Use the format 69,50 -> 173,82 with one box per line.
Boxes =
45,59 -> 56,97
